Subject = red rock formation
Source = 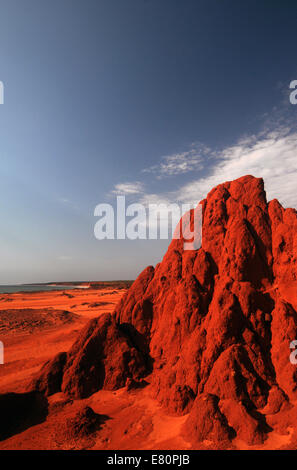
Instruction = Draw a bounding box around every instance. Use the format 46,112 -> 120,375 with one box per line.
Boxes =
30,352 -> 67,396
32,175 -> 297,447
61,313 -> 149,399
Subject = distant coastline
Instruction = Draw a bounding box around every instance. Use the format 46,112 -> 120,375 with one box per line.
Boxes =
0,280 -> 133,294
0,283 -> 88,294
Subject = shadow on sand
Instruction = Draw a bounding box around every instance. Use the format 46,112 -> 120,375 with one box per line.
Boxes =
0,391 -> 48,441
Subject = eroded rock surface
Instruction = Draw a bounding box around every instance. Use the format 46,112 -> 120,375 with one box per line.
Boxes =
32,175 -> 297,446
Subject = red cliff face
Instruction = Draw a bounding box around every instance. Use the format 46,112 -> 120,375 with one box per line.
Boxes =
32,175 -> 297,447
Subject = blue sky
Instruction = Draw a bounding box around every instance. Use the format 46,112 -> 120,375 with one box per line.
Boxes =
0,0 -> 297,283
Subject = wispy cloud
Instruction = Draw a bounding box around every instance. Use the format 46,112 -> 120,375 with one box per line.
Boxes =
109,125 -> 297,212
139,126 -> 297,210
142,143 -> 210,178
174,126 -> 297,209
58,197 -> 71,204
57,197 -> 80,212
111,182 -> 144,195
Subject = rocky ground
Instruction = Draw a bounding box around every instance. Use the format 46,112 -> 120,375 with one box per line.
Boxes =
1,175 -> 297,450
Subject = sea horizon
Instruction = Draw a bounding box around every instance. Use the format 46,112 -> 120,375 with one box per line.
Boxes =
0,283 -> 88,294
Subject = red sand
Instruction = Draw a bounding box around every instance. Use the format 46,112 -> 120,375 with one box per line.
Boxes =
0,286 -> 124,395
1,175 -> 297,450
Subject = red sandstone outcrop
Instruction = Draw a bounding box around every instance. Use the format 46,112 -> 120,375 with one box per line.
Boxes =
30,351 -> 67,396
31,175 -> 297,447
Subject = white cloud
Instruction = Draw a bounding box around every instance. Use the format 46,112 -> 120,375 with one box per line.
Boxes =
111,182 -> 144,195
142,143 -> 210,178
173,126 -> 297,209
109,126 -> 297,213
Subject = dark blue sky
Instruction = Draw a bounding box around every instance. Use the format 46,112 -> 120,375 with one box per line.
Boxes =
0,0 -> 297,283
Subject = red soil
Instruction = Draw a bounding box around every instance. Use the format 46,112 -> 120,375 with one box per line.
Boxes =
0,287 -> 125,395
1,175 -> 297,450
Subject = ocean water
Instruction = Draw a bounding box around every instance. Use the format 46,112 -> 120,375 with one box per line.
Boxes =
0,284 -> 83,294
